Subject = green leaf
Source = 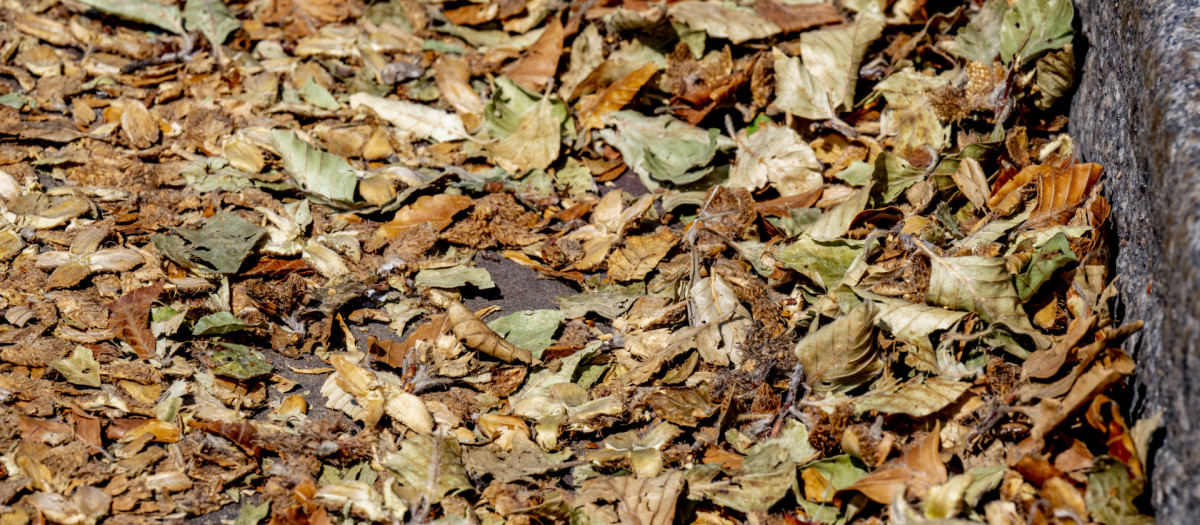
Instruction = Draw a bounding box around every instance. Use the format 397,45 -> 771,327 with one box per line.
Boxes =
918,245 -> 1037,337
866,292 -> 967,353
597,111 -> 730,188
953,0 -> 1008,63
209,342 -> 272,380
51,347 -> 101,388
152,211 -> 265,274
796,300 -> 881,393
795,456 -> 869,523
557,279 -> 645,320
776,237 -> 863,291
233,499 -> 271,525
385,434 -> 472,506
299,78 -> 340,111
0,92 -> 31,109
487,310 -> 567,358
414,265 -> 495,289
1015,232 -> 1077,301
270,129 -> 357,202
689,438 -> 796,512
193,311 -> 265,336
1086,458 -> 1154,525
999,0 -> 1073,65
75,0 -> 184,35
851,375 -> 972,417
183,0 -> 241,49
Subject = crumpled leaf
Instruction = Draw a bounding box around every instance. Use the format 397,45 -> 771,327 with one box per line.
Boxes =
153,211 -> 266,274
1085,458 -> 1154,525
867,292 -> 968,353
486,77 -> 574,140
51,346 -> 101,388
797,455 -> 869,519
350,92 -> 469,142
598,111 -> 729,188
846,422 -> 946,503
209,342 -> 273,380
688,428 -> 800,512
1035,47 -> 1075,110
1015,232 -> 1077,301
774,8 -> 884,119
952,0 -> 1007,63
558,279 -> 646,319
587,422 -> 681,478
917,244 -> 1042,344
797,300 -> 881,393
728,124 -> 823,196
607,228 -> 679,281
385,433 -> 473,506
270,129 -> 357,202
875,68 -> 953,156
489,94 -> 561,173
851,375 -> 972,417
690,274 -> 751,366
446,300 -> 533,363
193,311 -> 266,336
999,0 -> 1073,65
777,237 -> 863,291
669,2 -> 781,44
183,0 -> 241,50
578,470 -> 685,525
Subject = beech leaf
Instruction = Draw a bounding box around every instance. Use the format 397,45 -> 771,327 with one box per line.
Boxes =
270,130 -> 357,203
796,300 -> 881,393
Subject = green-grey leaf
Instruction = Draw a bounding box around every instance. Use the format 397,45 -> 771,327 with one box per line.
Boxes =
51,347 -> 101,388
1085,458 -> 1154,525
300,78 -> 340,111
1015,232 -> 1077,301
485,77 -> 572,140
918,246 -> 1034,333
796,300 -> 881,393
153,211 -> 265,274
999,0 -> 1073,65
795,455 -> 869,523
76,0 -> 184,35
557,279 -> 645,320
193,311 -> 265,336
953,0 -> 1007,63
851,375 -> 972,417
233,499 -> 271,525
487,310 -> 567,358
270,129 -> 358,202
598,111 -> 728,188
866,292 -> 967,353
776,237 -> 863,291
385,434 -> 472,505
210,342 -> 272,380
414,266 -> 495,289
183,0 -> 241,49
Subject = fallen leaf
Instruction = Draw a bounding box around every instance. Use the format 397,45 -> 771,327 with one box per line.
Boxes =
846,422 -> 946,503
350,93 -> 469,142
797,300 -> 881,393
504,16 -> 564,91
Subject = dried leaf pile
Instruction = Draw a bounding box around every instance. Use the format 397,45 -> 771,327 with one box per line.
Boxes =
0,0 -> 1157,523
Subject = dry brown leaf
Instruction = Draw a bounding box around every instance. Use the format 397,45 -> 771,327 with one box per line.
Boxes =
752,0 -> 842,34
119,99 -> 159,149
1018,348 -> 1137,450
1026,162 -> 1103,228
953,157 -> 991,209
845,421 -> 946,503
607,228 -> 680,281
374,194 -> 473,245
108,281 -> 164,359
577,62 -> 659,131
434,55 -> 485,130
505,16 -> 565,91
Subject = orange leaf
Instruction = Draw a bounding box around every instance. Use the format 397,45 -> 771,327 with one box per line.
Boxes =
577,62 -> 659,130
1027,162 -> 1103,228
108,281 -> 164,359
374,193 -> 473,244
845,421 -> 946,503
505,17 -> 565,91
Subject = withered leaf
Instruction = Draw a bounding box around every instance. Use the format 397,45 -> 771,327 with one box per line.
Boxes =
504,16 -> 565,92
108,281 -> 164,359
607,228 -> 679,281
797,300 -> 881,393
577,62 -> 659,131
846,422 -> 946,503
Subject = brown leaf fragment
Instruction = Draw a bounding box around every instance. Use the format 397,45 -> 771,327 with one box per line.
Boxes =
119,98 -> 159,149
373,194 -> 473,245
505,16 -> 565,91
753,0 -> 842,34
1018,348 -> 1137,450
446,301 -> 533,363
434,55 -> 485,130
577,62 -> 659,130
108,281 -> 164,359
577,471 -> 685,525
187,419 -> 262,456
607,228 -> 680,281
845,422 -> 946,503
952,157 -> 991,209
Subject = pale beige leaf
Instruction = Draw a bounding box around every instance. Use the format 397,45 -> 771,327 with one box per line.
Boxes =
669,2 -> 782,44
729,125 -> 824,196
489,95 -> 561,172
607,228 -> 680,281
952,157 -> 990,209
350,93 -> 469,142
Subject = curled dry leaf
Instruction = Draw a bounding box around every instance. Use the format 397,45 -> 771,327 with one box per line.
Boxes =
446,301 -> 534,364
108,281 -> 164,359
797,300 -> 881,393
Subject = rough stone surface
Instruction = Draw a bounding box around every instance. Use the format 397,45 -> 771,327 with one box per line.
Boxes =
1071,0 -> 1200,518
